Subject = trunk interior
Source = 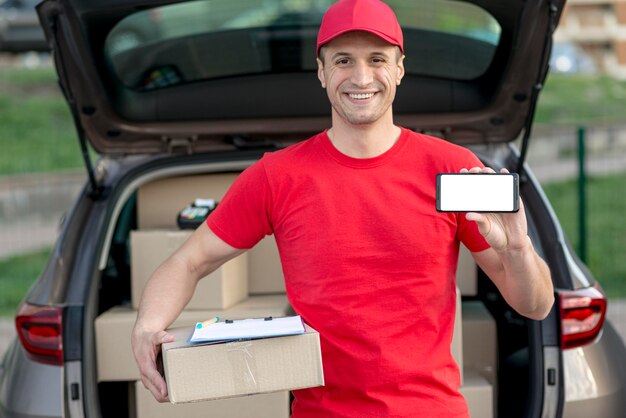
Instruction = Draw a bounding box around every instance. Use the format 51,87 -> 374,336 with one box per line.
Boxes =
90,156 -> 534,418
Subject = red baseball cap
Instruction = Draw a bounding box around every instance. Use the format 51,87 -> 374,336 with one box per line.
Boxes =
316,0 -> 404,56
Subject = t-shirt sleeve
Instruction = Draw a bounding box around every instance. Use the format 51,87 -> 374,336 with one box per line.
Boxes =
206,159 -> 273,249
456,215 -> 490,253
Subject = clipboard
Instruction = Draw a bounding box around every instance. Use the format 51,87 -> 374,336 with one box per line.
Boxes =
188,315 -> 306,343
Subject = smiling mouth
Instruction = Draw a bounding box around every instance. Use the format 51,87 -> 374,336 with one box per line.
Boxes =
347,92 -> 375,100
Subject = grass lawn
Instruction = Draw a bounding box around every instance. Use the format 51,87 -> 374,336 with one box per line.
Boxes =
0,248 -> 51,317
0,67 -> 83,176
535,73 -> 626,126
542,173 -> 626,298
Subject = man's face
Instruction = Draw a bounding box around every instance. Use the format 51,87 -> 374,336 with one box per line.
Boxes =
317,31 -> 405,127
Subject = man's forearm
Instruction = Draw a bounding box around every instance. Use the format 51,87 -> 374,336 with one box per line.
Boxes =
497,236 -> 554,320
134,223 -> 244,334
135,253 -> 202,333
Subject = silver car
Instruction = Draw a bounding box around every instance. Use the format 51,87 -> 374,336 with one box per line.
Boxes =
1,0 -> 625,417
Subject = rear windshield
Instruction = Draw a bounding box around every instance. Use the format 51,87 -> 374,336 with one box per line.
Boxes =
105,0 -> 501,91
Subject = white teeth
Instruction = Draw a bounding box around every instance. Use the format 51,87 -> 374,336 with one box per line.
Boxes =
348,93 -> 374,99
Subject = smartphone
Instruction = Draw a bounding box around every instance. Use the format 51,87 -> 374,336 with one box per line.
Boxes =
436,173 -> 519,212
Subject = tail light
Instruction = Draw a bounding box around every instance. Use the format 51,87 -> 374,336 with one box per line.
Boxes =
558,284 -> 607,350
15,303 -> 63,366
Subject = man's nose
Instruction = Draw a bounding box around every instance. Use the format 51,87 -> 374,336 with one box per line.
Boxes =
350,61 -> 374,87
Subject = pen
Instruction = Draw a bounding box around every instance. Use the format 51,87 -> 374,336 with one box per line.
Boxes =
196,316 -> 220,329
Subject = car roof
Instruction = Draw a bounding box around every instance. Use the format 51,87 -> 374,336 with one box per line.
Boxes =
37,0 -> 565,155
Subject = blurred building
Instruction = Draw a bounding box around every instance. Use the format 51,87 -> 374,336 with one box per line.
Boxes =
555,0 -> 626,78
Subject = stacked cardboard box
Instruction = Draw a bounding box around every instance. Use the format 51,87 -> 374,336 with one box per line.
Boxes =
452,287 -> 464,384
136,173 -> 286,294
457,244 -> 477,297
131,383 -> 291,418
95,295 -> 311,416
95,174 -> 301,416
130,230 -> 248,310
462,301 -> 498,385
462,300 -> 498,417
136,173 -> 238,230
460,369 -> 494,418
457,245 -> 497,417
95,295 -> 293,382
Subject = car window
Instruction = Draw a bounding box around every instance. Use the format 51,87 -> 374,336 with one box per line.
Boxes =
104,0 -> 501,91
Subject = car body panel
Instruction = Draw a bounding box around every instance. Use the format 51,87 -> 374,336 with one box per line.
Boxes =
0,342 -> 63,418
562,322 -> 626,416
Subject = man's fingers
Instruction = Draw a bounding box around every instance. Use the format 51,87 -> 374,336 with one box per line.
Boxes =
151,330 -> 174,345
465,212 -> 480,222
133,329 -> 174,403
460,166 -> 497,174
139,354 -> 169,402
466,212 -> 484,225
141,371 -> 169,402
466,212 -> 491,237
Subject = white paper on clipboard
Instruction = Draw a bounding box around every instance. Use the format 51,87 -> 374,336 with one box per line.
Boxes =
188,315 -> 306,343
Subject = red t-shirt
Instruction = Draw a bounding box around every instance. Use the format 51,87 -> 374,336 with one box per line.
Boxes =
207,128 -> 489,417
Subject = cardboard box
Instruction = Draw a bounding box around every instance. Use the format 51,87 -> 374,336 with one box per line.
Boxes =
132,381 -> 290,418
137,173 -> 239,229
226,294 -> 294,314
95,295 -> 292,381
452,287 -> 464,385
462,301 -> 497,385
131,230 -> 248,310
162,324 -> 324,404
460,368 -> 494,418
248,235 -> 286,294
136,172 -> 286,294
457,244 -> 477,296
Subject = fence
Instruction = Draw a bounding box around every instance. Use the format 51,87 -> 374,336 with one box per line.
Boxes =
528,124 -> 626,298
527,123 -> 626,183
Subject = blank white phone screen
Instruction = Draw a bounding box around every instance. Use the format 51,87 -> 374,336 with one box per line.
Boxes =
438,174 -> 517,212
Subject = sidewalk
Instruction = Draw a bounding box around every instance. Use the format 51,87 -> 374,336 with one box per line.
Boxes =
530,153 -> 626,183
0,171 -> 83,259
1,318 -> 15,359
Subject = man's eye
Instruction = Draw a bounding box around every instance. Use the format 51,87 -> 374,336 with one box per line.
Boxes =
372,57 -> 386,63
336,59 -> 350,65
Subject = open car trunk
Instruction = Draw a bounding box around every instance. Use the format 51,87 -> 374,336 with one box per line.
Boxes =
36,0 -> 565,197
86,149 -> 544,418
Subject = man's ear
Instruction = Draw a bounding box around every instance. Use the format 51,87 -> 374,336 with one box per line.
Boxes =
396,53 -> 406,86
316,57 -> 326,88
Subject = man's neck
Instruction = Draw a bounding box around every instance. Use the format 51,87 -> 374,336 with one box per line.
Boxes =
327,113 -> 402,159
